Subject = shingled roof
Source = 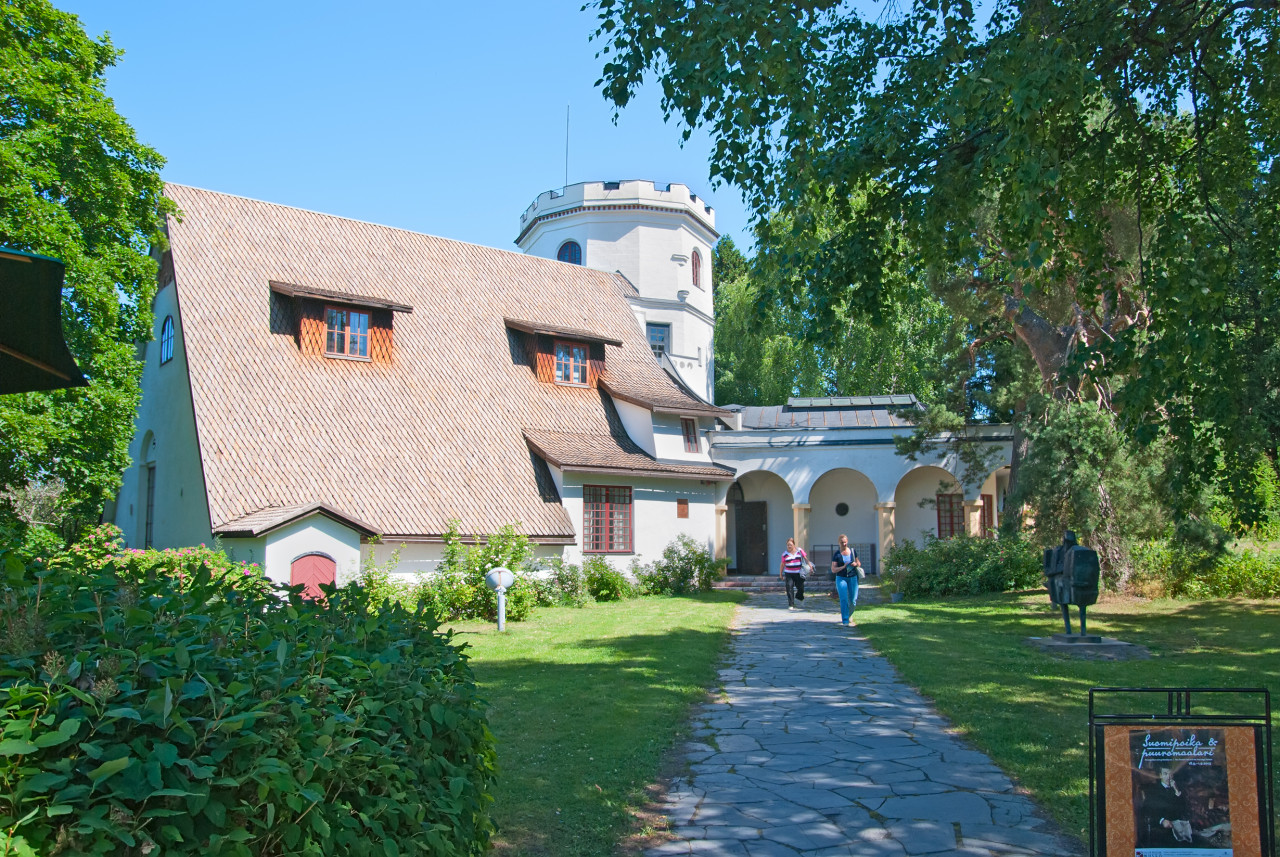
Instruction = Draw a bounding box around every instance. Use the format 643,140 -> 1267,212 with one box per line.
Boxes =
165,185 -> 729,540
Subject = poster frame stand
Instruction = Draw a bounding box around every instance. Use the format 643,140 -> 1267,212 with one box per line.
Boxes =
1088,687 -> 1274,857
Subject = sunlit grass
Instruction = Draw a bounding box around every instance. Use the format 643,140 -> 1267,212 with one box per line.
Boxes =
446,593 -> 744,856
857,591 -> 1280,843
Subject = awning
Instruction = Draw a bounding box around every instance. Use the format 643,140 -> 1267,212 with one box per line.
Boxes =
0,248 -> 87,394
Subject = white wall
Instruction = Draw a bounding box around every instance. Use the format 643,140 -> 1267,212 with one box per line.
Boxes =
809,468 -> 878,552
556,468 -> 718,568
259,516 -> 363,587
111,278 -> 214,549
614,399 -> 657,456
651,413 -> 710,461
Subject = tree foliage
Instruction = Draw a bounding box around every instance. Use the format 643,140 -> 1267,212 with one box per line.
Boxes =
0,1 -> 172,532
712,213 -> 955,407
592,0 -> 1280,497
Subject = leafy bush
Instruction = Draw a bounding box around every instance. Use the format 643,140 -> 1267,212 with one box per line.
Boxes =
636,535 -> 726,595
885,535 -> 1043,598
1130,538 -> 1280,598
583,557 -> 633,601
411,522 -> 537,622
0,544 -> 496,856
352,543 -> 407,606
526,558 -> 592,608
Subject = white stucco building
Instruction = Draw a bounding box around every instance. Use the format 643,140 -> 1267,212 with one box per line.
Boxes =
516,181 -> 717,403
109,179 -> 1013,590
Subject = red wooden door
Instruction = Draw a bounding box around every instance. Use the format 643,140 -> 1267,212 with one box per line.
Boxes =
290,553 -> 335,599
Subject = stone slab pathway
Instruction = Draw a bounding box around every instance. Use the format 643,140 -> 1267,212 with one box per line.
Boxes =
643,593 -> 1085,857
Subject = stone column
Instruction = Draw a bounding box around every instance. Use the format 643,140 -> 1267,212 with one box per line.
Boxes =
963,498 -> 984,537
714,505 -> 728,560
874,501 -> 896,575
791,503 -> 811,553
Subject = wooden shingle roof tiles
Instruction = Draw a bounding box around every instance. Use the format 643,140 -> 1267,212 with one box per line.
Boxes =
166,185 -> 726,540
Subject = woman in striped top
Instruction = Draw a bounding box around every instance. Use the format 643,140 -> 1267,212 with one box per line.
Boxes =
779,537 -> 808,609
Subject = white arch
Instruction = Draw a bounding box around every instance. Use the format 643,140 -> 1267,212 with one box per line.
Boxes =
893,464 -> 961,546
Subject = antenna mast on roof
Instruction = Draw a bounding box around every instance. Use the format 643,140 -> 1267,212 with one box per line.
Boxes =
564,104 -> 570,187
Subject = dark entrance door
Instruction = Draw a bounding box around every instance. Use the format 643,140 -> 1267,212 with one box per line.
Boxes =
735,501 -> 769,575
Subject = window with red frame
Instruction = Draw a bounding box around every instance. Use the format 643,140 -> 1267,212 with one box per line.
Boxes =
583,485 -> 633,553
681,418 -> 699,452
691,249 -> 702,288
936,493 -> 965,539
325,306 -> 369,358
554,339 -> 588,385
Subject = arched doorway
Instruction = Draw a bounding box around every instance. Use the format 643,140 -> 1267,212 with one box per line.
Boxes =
727,471 -> 795,575
809,468 -> 878,569
290,553 -> 335,599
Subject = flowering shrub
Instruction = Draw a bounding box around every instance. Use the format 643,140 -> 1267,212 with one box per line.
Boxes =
38,524 -> 272,598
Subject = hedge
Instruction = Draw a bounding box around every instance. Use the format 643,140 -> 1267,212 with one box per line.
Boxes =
0,544 -> 496,856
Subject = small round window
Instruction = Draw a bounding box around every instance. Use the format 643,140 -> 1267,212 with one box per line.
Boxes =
835,502 -> 849,517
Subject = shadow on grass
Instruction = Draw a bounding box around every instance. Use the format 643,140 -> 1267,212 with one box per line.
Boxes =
467,621 -> 733,857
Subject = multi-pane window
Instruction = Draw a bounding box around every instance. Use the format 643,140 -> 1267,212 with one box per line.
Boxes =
691,249 -> 702,288
557,240 -> 583,265
981,494 -> 995,538
554,339 -> 588,385
681,418 -> 699,453
159,316 -> 175,364
583,485 -> 633,553
325,307 -> 369,358
646,323 -> 670,359
936,493 -> 965,539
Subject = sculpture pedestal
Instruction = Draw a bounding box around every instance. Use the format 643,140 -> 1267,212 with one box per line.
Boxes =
1025,635 -> 1151,660
1051,633 -> 1103,644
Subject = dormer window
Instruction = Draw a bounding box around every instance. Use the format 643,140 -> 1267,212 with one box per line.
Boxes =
555,340 -> 588,386
325,306 -> 369,359
269,281 -> 410,365
557,241 -> 583,265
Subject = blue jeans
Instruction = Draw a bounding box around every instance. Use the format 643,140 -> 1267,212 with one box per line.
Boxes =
835,574 -> 859,624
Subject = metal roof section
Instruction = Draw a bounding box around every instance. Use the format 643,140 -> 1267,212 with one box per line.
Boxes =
786,395 -> 920,409
727,395 -> 923,430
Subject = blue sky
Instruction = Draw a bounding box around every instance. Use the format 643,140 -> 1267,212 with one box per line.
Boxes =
58,1 -> 753,253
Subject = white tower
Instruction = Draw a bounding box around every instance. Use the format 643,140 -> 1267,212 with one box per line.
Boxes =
515,180 -> 718,403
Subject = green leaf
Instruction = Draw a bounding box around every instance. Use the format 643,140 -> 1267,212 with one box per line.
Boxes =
87,756 -> 131,784
0,739 -> 38,756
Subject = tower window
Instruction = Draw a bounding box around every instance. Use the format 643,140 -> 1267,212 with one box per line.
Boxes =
159,316 -> 175,364
647,323 -> 670,359
691,249 -> 702,288
557,241 -> 583,265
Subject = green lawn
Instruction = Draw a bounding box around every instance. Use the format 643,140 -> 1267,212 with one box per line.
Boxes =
856,591 -> 1280,843
445,592 -> 744,856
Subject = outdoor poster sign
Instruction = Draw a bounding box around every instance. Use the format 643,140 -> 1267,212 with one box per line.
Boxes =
1090,689 -> 1274,857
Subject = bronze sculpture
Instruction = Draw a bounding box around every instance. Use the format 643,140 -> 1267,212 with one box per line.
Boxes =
1043,530 -> 1100,635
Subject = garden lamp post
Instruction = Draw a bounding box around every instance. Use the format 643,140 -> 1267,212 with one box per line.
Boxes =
484,566 -> 515,632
